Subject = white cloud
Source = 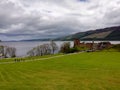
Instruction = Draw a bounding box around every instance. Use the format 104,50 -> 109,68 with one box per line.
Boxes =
0,0 -> 120,40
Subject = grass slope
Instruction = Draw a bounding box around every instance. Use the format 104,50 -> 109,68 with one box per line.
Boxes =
0,52 -> 120,90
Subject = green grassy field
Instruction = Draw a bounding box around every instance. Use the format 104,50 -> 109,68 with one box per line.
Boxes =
0,53 -> 63,63
0,52 -> 120,90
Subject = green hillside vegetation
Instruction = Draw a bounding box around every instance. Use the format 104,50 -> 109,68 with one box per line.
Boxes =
55,32 -> 86,41
55,26 -> 120,41
82,31 -> 113,39
103,44 -> 120,52
106,29 -> 120,40
0,52 -> 120,90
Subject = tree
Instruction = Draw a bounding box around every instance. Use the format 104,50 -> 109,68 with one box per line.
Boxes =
60,42 -> 71,53
3,46 -> 7,58
43,44 -> 51,55
6,47 -> 16,58
0,46 -> 16,58
0,46 -> 4,57
50,40 -> 58,54
27,43 -> 53,57
27,49 -> 35,56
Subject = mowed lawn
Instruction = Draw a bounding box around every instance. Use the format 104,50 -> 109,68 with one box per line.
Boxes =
0,52 -> 120,90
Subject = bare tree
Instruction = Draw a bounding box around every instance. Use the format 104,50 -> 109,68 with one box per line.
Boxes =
6,47 -> 16,58
27,49 -> 35,56
27,43 -> 53,57
0,46 -> 16,58
44,44 -> 51,55
50,40 -> 58,54
0,46 -> 4,57
3,46 -> 8,58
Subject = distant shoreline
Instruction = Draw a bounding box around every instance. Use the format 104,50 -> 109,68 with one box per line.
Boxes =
1,40 -> 120,42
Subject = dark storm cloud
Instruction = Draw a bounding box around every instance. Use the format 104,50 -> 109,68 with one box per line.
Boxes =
0,0 -> 120,41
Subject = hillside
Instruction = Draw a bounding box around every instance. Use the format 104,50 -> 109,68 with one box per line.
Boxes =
55,26 -> 120,41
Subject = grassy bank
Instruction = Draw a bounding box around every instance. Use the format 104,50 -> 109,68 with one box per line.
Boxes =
0,52 -> 120,90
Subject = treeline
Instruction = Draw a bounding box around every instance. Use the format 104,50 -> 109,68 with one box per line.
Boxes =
27,41 -> 80,57
60,42 -> 81,53
0,41 -> 86,58
107,44 -> 120,52
27,41 -> 58,56
1,41 -> 119,59
0,46 -> 16,58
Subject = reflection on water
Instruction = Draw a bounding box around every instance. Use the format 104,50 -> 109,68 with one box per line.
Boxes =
0,41 -> 119,57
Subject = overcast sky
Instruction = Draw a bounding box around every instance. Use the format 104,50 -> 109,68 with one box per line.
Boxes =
0,0 -> 120,41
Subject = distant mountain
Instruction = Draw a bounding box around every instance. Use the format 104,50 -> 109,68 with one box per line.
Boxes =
54,26 -> 120,41
20,38 -> 51,42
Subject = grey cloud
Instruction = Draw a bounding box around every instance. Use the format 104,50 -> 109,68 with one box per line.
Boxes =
0,0 -> 120,41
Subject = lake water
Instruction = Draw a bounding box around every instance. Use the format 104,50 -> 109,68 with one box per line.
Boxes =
0,41 -> 74,57
0,41 -> 119,57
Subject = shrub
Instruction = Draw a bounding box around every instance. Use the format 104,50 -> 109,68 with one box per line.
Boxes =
69,47 -> 79,53
60,42 -> 71,53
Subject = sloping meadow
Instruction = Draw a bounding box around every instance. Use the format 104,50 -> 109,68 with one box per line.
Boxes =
0,52 -> 120,90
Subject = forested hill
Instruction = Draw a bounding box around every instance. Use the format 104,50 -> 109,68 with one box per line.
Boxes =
55,26 -> 120,41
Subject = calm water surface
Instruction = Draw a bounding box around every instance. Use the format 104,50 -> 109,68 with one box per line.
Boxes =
0,41 -> 119,57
